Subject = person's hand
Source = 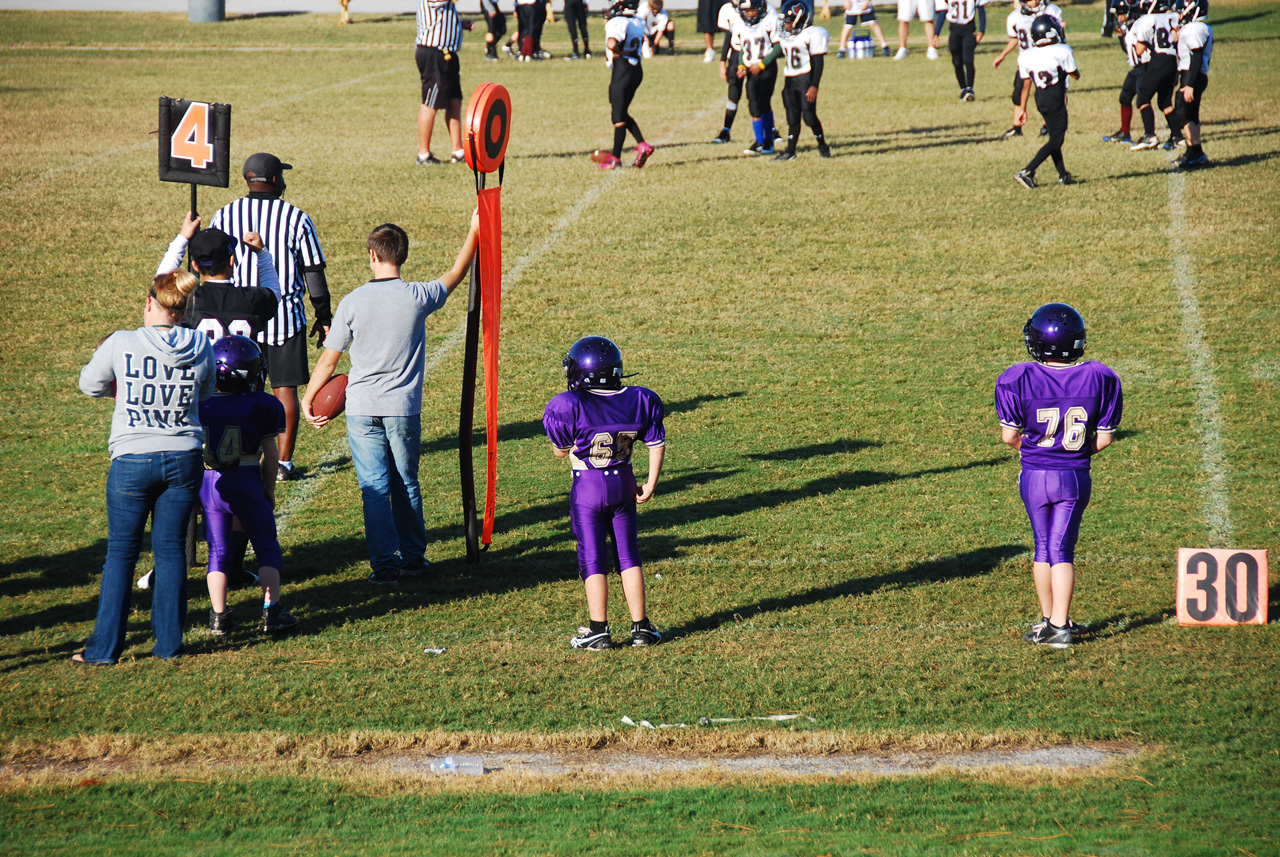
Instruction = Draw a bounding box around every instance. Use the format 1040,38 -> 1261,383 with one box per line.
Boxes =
805,85 -> 818,103
975,31 -> 984,44
462,18 -> 474,30
992,55 -> 1002,69
636,481 -> 657,503
243,232 -> 264,252
1014,107 -> 1027,125
736,65 -> 746,79
301,398 -> 329,429
471,207 -> 481,233
719,62 -> 729,83
180,211 -> 202,240
310,319 -> 330,349
1181,85 -> 1193,103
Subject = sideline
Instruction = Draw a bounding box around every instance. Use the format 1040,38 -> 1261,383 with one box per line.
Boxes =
1167,171 -> 1233,546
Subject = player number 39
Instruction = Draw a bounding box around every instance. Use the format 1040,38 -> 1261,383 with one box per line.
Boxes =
1035,406 -> 1089,451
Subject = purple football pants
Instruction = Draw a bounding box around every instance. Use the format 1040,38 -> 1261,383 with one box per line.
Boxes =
1019,468 -> 1092,566
201,467 -> 283,574
569,468 -> 641,580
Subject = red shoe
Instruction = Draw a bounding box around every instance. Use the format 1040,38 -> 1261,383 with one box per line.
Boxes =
633,142 -> 655,168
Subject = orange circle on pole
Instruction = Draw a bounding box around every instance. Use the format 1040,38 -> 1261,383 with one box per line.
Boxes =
464,83 -> 512,173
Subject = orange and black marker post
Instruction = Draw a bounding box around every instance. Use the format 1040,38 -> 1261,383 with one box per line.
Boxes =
460,83 -> 511,564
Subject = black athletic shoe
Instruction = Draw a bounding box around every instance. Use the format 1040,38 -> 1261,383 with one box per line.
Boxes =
564,51 -> 581,61
368,569 -> 399,585
1000,126 -> 1023,140
744,140 -> 762,155
1013,169 -> 1037,189
631,624 -> 662,647
400,558 -> 431,577
818,143 -> 831,158
711,130 -> 731,144
209,607 -> 235,637
1028,616 -> 1085,637
1024,621 -> 1072,649
570,625 -> 613,650
1179,152 -> 1210,170
1039,124 -> 1049,137
262,603 -> 299,632
1102,130 -> 1131,143
1058,173 -> 1077,185
772,151 -> 796,161
416,153 -> 443,166
485,50 -> 499,62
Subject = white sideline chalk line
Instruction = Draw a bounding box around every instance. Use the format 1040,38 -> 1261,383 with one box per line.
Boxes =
0,67 -> 401,201
1167,171 -> 1233,546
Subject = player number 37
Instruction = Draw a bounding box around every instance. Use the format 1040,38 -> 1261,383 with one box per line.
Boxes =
1035,406 -> 1089,451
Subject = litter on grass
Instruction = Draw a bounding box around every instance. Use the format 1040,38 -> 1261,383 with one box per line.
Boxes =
621,713 -> 816,730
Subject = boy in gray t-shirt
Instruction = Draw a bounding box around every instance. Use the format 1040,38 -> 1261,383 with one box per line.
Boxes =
302,212 -> 479,582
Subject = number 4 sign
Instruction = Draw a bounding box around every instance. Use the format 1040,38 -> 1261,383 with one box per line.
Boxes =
158,96 -> 231,187
1176,548 -> 1270,626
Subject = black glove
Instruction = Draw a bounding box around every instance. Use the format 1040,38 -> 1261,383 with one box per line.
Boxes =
310,319 -> 330,349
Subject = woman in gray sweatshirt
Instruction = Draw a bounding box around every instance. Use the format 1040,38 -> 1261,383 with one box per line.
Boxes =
73,269 -> 215,664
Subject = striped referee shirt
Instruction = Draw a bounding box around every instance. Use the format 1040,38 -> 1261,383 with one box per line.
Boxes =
417,0 -> 464,50
211,193 -> 326,347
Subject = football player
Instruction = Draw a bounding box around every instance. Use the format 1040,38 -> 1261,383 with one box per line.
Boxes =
774,0 -> 831,160
732,0 -> 784,155
1013,15 -> 1078,188
200,335 -> 298,636
1172,0 -> 1212,168
481,0 -> 507,61
993,0 -> 1064,139
711,0 -> 745,143
639,0 -> 676,56
1102,0 -> 1144,143
1128,0 -> 1181,149
544,337 -> 666,650
591,0 -> 655,170
934,0 -> 989,101
996,304 -> 1123,648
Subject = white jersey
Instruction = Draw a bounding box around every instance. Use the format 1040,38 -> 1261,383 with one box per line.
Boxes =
944,0 -> 988,26
1130,12 -> 1178,57
637,2 -> 669,37
606,14 -> 646,65
1123,24 -> 1143,66
731,9 -> 781,65
780,25 -> 828,76
1006,9 -> 1036,51
718,1 -> 741,32
1177,20 -> 1212,75
845,0 -> 873,14
1017,42 -> 1076,90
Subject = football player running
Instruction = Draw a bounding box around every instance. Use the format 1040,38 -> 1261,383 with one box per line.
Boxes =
544,337 -> 666,650
1013,15 -> 1079,188
732,0 -> 784,155
1172,0 -> 1212,168
993,0 -> 1063,139
774,0 -> 831,160
996,304 -> 1123,648
1128,0 -> 1181,150
591,0 -> 655,170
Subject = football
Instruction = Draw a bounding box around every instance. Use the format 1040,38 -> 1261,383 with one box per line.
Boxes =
310,373 -> 348,420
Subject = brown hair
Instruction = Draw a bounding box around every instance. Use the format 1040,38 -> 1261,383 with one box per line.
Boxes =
367,223 -> 409,267
150,269 -> 200,315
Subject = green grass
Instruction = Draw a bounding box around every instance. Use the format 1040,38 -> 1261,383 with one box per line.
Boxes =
1,3 -> 1279,854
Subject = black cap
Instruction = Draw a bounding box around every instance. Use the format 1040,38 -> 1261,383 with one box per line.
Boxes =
243,152 -> 292,182
188,228 -> 237,268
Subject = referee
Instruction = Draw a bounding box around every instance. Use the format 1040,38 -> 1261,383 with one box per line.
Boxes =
417,0 -> 473,165
211,153 -> 331,482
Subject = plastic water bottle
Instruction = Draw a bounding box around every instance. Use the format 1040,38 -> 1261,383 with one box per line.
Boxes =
846,39 -> 856,58
428,755 -> 484,775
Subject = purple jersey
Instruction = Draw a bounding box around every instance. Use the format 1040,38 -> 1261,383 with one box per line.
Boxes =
995,361 -> 1122,470
199,392 -> 286,469
543,386 -> 666,473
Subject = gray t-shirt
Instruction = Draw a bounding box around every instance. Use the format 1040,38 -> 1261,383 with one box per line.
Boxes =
324,277 -> 449,417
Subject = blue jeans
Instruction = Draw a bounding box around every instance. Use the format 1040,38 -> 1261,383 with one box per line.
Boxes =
346,414 -> 427,573
83,450 -> 203,663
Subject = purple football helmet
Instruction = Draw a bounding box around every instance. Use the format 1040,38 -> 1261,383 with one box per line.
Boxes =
563,336 -> 624,391
213,334 -> 265,393
1024,304 -> 1087,364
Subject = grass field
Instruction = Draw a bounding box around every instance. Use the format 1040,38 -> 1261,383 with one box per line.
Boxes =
1,3 -> 1278,854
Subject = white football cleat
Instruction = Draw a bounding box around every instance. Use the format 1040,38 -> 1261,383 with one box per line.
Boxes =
926,46 -> 939,60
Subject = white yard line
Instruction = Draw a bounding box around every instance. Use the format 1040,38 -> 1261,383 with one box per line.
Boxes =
1167,171 -> 1233,546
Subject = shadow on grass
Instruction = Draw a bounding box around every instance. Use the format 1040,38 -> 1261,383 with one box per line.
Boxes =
746,439 -> 881,461
1084,610 -> 1169,642
1212,10 -> 1274,26
663,543 -> 1027,641
0,539 -> 108,599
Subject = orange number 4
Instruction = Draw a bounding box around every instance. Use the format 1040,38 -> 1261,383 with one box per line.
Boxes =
171,101 -> 214,169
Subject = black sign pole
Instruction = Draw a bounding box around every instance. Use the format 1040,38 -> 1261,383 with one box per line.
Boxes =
459,172 -> 485,564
